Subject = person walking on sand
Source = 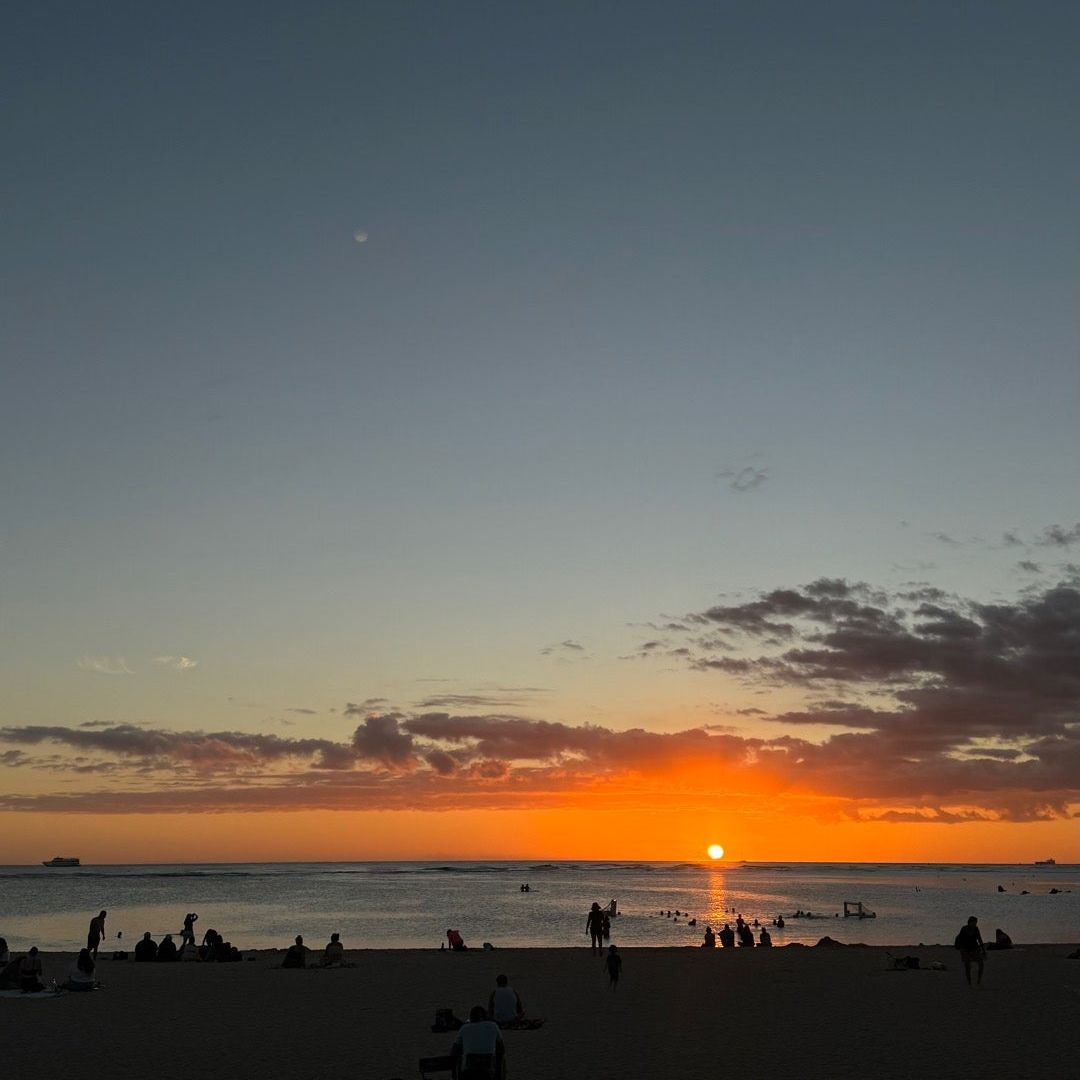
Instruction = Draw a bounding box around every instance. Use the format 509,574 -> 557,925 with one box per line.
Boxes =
586,902 -> 606,955
605,944 -> 622,990
955,915 -> 986,986
87,910 -> 107,957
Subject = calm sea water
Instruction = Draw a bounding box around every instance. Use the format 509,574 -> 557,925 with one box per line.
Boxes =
1,862 -> 1076,952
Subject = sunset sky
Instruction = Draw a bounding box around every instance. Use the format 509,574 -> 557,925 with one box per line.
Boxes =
2,2 -> 1077,863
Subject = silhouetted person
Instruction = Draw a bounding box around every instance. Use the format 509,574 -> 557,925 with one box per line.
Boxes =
955,915 -> 985,985
605,944 -> 622,989
702,925 -> 716,948
281,935 -> 308,968
447,929 -> 467,951
759,928 -> 772,947
64,948 -> 96,991
0,937 -> 8,965
489,973 -> 525,1025
738,923 -> 755,947
586,903 -> 605,955
135,932 -> 157,962
987,927 -> 1013,950
324,932 -> 344,967
719,924 -> 736,948
157,934 -> 177,961
776,915 -> 785,929
181,912 -> 198,948
87,910 -> 107,957
19,947 -> 45,993
451,1004 -> 505,1080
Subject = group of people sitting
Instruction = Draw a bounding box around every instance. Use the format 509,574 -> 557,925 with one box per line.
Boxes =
701,918 -> 772,948
132,927 -> 242,963
0,940 -> 99,994
280,933 -> 347,968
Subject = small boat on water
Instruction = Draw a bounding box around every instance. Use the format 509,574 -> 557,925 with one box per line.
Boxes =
1034,858 -> 1056,866
42,856 -> 80,867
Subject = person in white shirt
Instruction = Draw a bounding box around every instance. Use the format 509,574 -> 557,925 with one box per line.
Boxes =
451,1005 -> 505,1079
488,974 -> 524,1026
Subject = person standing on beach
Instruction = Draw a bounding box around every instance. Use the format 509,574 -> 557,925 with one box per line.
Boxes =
586,902 -> 606,955
605,944 -> 622,990
181,912 -> 198,948
87,910 -> 107,957
955,915 -> 986,986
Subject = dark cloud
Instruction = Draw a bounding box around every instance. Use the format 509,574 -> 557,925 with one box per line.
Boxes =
716,466 -> 769,492
3,580 -> 1077,824
1016,561 -> 1042,573
286,708 -> 318,715
1035,523 -> 1080,548
540,640 -> 585,656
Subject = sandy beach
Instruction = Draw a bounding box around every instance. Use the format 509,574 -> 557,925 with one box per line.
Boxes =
4,944 -> 1077,1079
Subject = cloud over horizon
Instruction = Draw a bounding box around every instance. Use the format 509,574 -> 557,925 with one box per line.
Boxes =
4,579 -> 1075,826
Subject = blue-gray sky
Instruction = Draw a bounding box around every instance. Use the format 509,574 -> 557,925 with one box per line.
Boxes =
1,2 -> 1078,859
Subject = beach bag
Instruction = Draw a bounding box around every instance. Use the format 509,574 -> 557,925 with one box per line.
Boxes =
431,1008 -> 463,1033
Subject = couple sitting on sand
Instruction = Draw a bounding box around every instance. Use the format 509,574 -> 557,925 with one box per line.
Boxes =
281,933 -> 348,968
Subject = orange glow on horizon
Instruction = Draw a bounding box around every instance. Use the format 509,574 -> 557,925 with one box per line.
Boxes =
1,808 -> 1075,865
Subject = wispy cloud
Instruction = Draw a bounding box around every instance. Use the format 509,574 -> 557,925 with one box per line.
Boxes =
153,655 -> 198,671
76,655 -> 133,676
716,465 -> 770,492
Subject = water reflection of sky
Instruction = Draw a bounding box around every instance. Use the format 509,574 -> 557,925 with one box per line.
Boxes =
1,862 -> 1076,951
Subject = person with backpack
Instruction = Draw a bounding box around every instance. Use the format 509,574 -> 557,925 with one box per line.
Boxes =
955,915 -> 986,985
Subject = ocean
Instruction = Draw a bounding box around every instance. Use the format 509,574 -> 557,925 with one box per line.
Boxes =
1,861 -> 1076,952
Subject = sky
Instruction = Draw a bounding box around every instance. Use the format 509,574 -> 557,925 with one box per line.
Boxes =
1,1 -> 1077,863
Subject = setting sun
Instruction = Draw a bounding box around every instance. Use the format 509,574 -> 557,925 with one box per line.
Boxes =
707,844 -> 725,860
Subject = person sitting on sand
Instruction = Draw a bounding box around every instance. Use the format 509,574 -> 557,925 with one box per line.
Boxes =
488,973 -> 525,1026
954,915 -> 985,986
451,1004 -> 506,1080
447,929 -> 467,952
0,937 -> 8,965
323,932 -> 345,967
157,934 -> 177,962
759,928 -> 772,947
719,924 -> 735,949
738,924 -> 755,948
702,926 -> 716,948
282,935 -> 309,968
18,947 -> 45,993
987,928 -> 1013,951
64,948 -> 97,991
135,932 -> 158,962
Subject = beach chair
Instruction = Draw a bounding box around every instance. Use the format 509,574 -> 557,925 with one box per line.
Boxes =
417,1054 -> 455,1079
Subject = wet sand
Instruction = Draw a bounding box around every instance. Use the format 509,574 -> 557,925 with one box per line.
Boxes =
4,944 -> 1077,1079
